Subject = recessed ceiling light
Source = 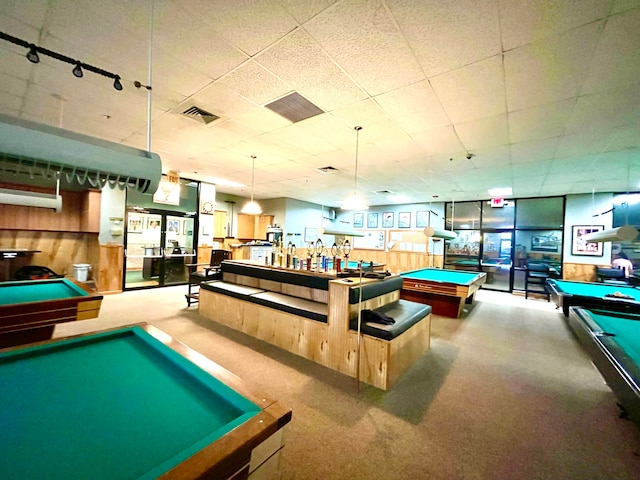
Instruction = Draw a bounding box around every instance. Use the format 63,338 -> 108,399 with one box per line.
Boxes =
488,187 -> 512,197
203,177 -> 246,188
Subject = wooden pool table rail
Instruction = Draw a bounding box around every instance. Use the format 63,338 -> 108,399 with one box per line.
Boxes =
0,279 -> 103,348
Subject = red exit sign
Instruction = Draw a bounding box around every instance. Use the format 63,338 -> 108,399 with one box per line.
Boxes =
490,197 -> 504,208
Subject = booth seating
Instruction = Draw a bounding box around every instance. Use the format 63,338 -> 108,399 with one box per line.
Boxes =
199,260 -> 432,390
596,266 -> 627,285
185,250 -> 231,306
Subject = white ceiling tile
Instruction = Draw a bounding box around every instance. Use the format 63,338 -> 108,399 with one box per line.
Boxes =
430,55 -> 506,124
389,0 -> 502,77
504,22 -> 602,111
256,28 -> 365,112
181,0 -> 298,56
279,0 -> 335,24
304,0 -> 425,95
410,125 -> 466,157
219,60 -> 291,106
499,0 -> 611,50
373,80 -> 450,134
455,114 -> 509,151
510,137 -> 560,164
581,9 -> 640,94
508,98 -> 575,143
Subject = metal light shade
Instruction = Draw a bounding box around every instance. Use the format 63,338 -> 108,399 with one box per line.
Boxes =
582,226 -> 639,243
423,227 -> 457,240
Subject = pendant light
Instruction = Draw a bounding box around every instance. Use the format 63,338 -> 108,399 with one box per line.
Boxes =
241,155 -> 262,215
342,126 -> 368,210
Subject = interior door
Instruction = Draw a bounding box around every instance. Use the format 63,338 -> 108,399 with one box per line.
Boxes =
481,231 -> 513,292
124,212 -> 196,289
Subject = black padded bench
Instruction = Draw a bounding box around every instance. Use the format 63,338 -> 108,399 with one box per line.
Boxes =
221,261 -> 331,291
200,280 -> 328,323
348,276 -> 431,340
350,300 -> 432,340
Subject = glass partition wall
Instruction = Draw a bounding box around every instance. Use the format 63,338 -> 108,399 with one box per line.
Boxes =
445,197 -> 564,293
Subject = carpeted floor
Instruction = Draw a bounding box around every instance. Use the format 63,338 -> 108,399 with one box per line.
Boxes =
54,287 -> 640,480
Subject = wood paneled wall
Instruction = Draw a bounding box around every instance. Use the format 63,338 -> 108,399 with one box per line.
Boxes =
349,249 -> 443,273
0,230 -> 100,281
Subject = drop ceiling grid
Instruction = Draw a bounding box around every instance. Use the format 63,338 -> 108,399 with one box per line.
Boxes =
263,125 -> 339,156
578,8 -> 640,95
180,0 -> 299,58
507,98 -> 576,144
503,22 -> 603,112
510,137 -> 561,164
254,28 -> 367,112
372,80 -> 450,134
454,114 -> 510,151
430,55 -> 507,125
388,0 -> 502,78
301,1 -> 425,97
497,0 -> 611,51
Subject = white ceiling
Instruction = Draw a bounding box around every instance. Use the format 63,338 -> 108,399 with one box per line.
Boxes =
0,0 -> 638,207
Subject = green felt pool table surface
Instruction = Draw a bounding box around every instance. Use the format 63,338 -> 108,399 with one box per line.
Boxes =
547,279 -> 640,316
568,308 -> 640,426
0,324 -> 291,480
0,278 -> 89,306
401,268 -> 485,285
399,268 -> 487,318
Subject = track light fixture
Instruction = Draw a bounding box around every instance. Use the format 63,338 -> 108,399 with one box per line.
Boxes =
72,62 -> 83,78
0,30 -> 123,91
26,44 -> 39,63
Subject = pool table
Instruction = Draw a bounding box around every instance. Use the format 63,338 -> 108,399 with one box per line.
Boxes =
399,268 -> 487,318
0,278 -> 103,348
547,279 -> 640,317
567,307 -> 640,427
0,323 -> 292,480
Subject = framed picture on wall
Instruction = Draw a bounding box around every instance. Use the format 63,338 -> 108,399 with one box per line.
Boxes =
367,212 -> 378,228
167,219 -> 180,234
382,212 -> 394,228
398,212 -> 411,228
416,211 -> 429,228
571,225 -> 604,256
128,217 -> 143,234
353,213 -> 364,228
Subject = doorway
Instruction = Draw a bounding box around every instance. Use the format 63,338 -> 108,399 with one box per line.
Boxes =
481,230 -> 513,292
124,210 -> 196,290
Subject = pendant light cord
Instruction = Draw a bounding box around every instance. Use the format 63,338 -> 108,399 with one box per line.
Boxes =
354,126 -> 362,195
250,155 -> 256,202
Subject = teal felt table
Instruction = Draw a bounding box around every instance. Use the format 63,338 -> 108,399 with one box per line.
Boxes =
0,324 -> 291,480
399,268 -> 487,318
0,278 -> 103,348
568,308 -> 640,427
547,279 -> 640,316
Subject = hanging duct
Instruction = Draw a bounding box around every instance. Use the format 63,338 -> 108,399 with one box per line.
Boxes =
582,226 -> 639,243
423,227 -> 457,240
0,113 -> 161,194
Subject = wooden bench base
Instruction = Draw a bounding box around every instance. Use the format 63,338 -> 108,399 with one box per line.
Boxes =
199,288 -> 430,390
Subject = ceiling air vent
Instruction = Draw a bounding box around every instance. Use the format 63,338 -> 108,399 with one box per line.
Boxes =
180,105 -> 220,125
317,166 -> 339,174
265,92 -> 324,123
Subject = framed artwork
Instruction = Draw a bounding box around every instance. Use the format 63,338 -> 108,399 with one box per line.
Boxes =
382,212 -> 394,228
167,219 -> 181,234
531,234 -> 560,252
127,217 -> 143,234
398,212 -> 411,228
571,225 -> 604,256
146,218 -> 161,231
353,213 -> 364,228
304,227 -> 318,243
367,212 -> 378,228
416,211 -> 429,228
